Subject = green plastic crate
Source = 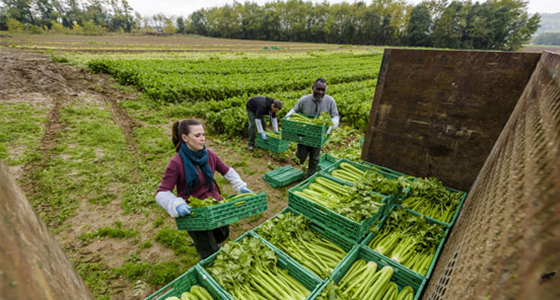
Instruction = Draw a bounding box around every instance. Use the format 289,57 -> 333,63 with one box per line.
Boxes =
144,265 -> 227,300
362,205 -> 450,279
175,193 -> 267,231
256,131 -> 290,153
200,231 -> 324,300
288,173 -> 389,242
323,158 -> 413,205
399,185 -> 467,227
317,153 -> 339,171
252,207 -> 358,279
312,245 -> 425,300
281,115 -> 329,148
263,165 -> 304,188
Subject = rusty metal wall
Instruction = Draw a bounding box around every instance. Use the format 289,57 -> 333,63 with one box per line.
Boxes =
362,49 -> 540,191
423,52 -> 560,299
0,161 -> 94,300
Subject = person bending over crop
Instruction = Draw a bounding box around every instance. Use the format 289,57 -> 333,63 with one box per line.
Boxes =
246,96 -> 282,151
285,78 -> 340,177
155,118 -> 254,259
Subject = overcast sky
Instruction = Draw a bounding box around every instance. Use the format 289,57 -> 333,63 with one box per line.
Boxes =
126,0 -> 556,17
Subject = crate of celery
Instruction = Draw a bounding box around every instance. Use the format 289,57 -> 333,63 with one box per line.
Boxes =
324,159 -> 413,208
399,177 -> 467,226
364,206 -> 448,279
175,193 -> 267,231
314,245 -> 425,300
144,265 -> 226,300
201,232 -> 323,300
254,209 -> 356,279
257,130 -> 290,153
282,113 -> 332,148
288,173 -> 389,242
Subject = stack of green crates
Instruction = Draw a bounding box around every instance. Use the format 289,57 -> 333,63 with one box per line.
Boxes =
263,165 -> 303,188
256,131 -> 290,153
288,173 -> 390,242
281,115 -> 329,148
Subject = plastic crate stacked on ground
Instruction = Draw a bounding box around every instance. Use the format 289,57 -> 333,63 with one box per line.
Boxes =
175,193 -> 267,231
288,173 -> 390,242
252,207 -> 358,279
398,184 -> 468,227
199,231 -> 324,300
323,159 -> 410,210
263,165 -> 303,188
362,205 -> 450,279
256,131 -> 290,153
317,153 -> 339,172
281,115 -> 329,148
144,265 -> 227,300
311,244 -> 426,300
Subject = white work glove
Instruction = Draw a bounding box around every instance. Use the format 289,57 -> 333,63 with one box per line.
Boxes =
327,127 -> 333,135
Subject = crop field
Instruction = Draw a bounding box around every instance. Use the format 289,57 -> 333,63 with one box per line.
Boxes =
0,34 -> 384,299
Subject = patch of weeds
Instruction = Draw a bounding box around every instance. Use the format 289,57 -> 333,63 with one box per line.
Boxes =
125,250 -> 142,263
111,83 -> 136,94
0,103 -> 47,166
114,262 -> 150,281
231,160 -> 248,168
74,260 -> 116,298
51,55 -> 69,63
115,261 -> 189,287
139,240 -> 153,249
152,216 -> 165,228
122,175 -> 160,213
155,227 -> 197,256
78,223 -> 139,244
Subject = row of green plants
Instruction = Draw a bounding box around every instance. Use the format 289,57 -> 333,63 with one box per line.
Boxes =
87,54 -> 381,102
88,54 -> 375,76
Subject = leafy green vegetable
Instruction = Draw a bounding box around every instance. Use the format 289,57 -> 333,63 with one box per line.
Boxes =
401,177 -> 465,223
367,207 -> 446,276
256,212 -> 347,278
205,237 -> 310,300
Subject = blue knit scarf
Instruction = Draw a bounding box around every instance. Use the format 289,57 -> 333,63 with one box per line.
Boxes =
179,143 -> 214,194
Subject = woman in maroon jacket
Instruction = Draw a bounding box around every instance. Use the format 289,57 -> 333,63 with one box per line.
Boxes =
156,118 -> 253,259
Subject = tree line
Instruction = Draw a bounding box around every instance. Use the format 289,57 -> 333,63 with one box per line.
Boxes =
1,0 -> 540,51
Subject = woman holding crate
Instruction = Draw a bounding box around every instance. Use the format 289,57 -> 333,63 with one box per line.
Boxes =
155,118 -> 253,259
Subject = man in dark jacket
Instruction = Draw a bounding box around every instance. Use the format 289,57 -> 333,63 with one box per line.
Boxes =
246,96 -> 282,150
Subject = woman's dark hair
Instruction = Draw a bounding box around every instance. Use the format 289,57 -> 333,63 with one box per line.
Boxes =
172,119 -> 202,152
